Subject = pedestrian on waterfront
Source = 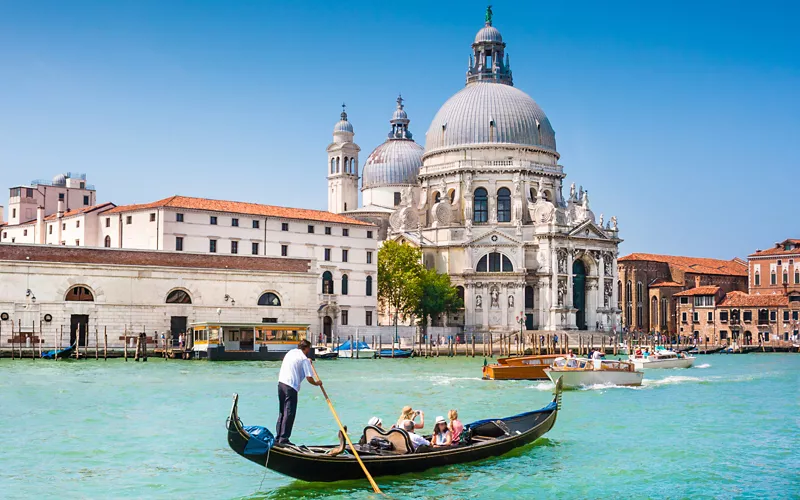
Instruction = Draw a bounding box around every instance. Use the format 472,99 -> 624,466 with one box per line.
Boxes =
178,333 -> 184,349
448,409 -> 463,444
276,339 -> 322,445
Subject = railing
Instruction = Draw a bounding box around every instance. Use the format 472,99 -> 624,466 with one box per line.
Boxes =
422,159 -> 564,176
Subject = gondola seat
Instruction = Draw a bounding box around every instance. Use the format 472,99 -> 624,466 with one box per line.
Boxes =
361,425 -> 414,454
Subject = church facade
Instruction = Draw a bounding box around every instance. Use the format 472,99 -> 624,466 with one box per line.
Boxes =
329,9 -> 622,333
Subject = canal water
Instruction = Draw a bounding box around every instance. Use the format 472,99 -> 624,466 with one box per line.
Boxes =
1,354 -> 797,499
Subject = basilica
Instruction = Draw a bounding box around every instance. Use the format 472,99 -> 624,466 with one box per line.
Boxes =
328,9 -> 622,333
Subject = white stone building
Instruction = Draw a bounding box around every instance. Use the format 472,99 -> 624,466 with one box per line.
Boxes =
339,11 -> 622,333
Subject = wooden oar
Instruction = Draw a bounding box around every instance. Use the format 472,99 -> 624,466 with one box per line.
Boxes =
309,363 -> 382,494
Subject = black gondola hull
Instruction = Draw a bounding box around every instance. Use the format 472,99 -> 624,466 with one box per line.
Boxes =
227,383 -> 561,482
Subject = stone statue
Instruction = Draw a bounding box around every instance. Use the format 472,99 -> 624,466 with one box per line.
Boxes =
557,279 -> 567,306
598,213 -> 604,227
557,250 -> 567,274
463,172 -> 473,194
475,295 -> 482,309
486,4 -> 493,24
569,182 -> 576,201
578,185 -> 584,201
611,216 -> 618,230
581,189 -> 589,207
508,295 -> 514,307
490,287 -> 499,308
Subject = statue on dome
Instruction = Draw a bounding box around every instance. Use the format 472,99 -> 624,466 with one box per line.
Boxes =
485,5 -> 493,25
611,216 -> 618,230
569,182 -> 576,201
598,213 -> 604,227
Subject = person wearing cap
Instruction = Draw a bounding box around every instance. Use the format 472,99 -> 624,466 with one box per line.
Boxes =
431,416 -> 452,447
402,419 -> 430,450
367,416 -> 384,429
395,406 -> 424,429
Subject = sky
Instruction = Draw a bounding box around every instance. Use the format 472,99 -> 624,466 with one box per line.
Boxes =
0,0 -> 797,259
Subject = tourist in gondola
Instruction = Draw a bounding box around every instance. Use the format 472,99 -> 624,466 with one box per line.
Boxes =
367,416 -> 384,430
276,339 -> 322,445
431,416 -> 452,448
448,409 -> 463,444
396,406 -> 424,429
402,420 -> 430,450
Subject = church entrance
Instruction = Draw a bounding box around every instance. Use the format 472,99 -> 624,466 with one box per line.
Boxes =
323,316 -> 333,343
572,261 -> 587,330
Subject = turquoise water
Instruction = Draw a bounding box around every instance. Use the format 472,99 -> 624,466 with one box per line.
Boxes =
1,354 -> 797,499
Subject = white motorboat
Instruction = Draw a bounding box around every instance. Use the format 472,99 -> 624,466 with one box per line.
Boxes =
333,340 -> 377,359
312,346 -> 339,359
629,349 -> 695,369
545,357 -> 644,388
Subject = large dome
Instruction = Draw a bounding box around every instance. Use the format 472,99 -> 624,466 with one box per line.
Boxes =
424,82 -> 557,155
362,139 -> 423,190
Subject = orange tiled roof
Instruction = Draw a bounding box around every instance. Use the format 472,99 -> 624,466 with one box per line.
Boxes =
44,202 -> 116,221
106,196 -> 373,226
748,238 -> 800,257
674,286 -> 720,297
649,279 -> 683,288
619,253 -> 747,277
717,291 -> 789,308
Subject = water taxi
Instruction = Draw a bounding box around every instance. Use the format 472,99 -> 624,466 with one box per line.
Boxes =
190,322 -> 309,361
313,346 -> 339,359
629,348 -> 695,369
482,354 -> 562,380
545,357 -> 643,388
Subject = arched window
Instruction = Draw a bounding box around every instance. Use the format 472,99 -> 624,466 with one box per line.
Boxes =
166,289 -> 192,304
433,191 -> 441,203
330,158 -> 335,174
476,252 -> 513,272
341,274 -> 349,295
660,298 -> 668,328
636,282 -> 643,303
258,292 -> 281,306
497,187 -> 511,222
104,235 -> 111,248
625,281 -> 632,302
344,157 -> 349,172
651,297 -> 658,328
448,189 -> 456,204
336,157 -> 340,173
322,271 -> 334,294
456,286 -> 465,305
366,275 -> 373,296
65,286 -> 94,302
473,188 -> 488,223
350,158 -> 355,173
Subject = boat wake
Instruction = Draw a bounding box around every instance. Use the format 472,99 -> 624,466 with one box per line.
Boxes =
527,382 -> 555,391
642,375 -> 704,387
695,363 -> 711,369
429,375 -> 483,386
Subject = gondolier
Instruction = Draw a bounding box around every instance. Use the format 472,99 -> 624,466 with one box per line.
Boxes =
276,339 -> 321,445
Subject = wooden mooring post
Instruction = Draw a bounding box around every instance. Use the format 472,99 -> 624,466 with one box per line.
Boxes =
95,327 -> 99,360
103,327 -> 108,360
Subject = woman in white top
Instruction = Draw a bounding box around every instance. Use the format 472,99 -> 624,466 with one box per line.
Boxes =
431,416 -> 452,447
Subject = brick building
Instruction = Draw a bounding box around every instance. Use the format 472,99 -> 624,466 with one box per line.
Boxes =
748,238 -> 800,295
675,289 -> 799,344
617,254 -> 748,334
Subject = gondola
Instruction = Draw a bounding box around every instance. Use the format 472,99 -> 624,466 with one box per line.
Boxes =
377,348 -> 413,358
226,379 -> 562,482
41,344 -> 75,359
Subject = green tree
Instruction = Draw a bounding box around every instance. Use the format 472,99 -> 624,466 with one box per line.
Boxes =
377,241 -> 423,334
414,269 -> 463,337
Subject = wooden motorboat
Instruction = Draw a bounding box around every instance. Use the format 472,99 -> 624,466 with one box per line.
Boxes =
629,349 -> 695,369
226,380 -> 563,482
545,357 -> 643,388
482,354 -> 562,380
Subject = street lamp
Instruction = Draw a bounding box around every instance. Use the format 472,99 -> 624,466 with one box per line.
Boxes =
516,311 -> 525,353
224,294 -> 235,306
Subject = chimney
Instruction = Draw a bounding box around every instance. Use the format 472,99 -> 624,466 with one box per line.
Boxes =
0,205 -> 4,225
694,276 -> 701,288
36,206 -> 45,244
56,200 -> 64,244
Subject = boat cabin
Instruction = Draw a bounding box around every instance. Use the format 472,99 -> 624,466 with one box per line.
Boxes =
552,357 -> 636,372
190,322 -> 309,361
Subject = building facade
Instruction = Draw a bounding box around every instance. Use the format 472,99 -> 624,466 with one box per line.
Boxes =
338,10 -> 622,333
617,253 -> 748,334
0,245 -> 317,347
748,239 -> 800,295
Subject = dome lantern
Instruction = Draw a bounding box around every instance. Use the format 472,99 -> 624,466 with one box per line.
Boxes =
467,6 -> 512,86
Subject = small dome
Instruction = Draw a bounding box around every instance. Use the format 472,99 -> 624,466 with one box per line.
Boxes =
392,107 -> 408,121
424,82 -> 556,154
52,174 -> 67,186
475,25 -> 502,43
333,105 -> 354,134
362,140 -> 424,190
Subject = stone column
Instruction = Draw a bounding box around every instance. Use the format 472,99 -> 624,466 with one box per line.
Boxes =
586,277 -> 598,330
611,255 -> 620,329
550,246 -> 559,330
464,283 -> 474,330
538,278 -> 551,330
501,282 -> 509,328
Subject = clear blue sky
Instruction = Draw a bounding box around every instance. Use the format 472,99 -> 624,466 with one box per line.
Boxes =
0,1 -> 797,259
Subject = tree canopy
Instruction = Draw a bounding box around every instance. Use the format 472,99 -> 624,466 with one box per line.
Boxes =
377,241 -> 423,324
414,268 -> 463,328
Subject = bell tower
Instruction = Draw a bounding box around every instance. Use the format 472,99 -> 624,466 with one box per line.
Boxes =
327,104 -> 360,214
